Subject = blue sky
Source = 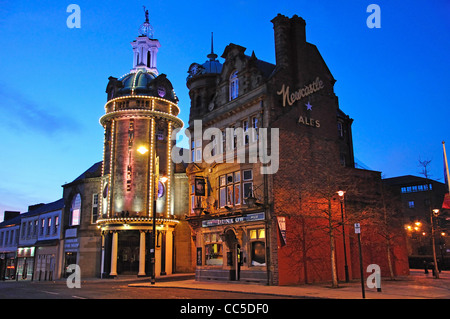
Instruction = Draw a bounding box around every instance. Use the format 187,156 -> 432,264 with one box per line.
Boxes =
0,0 -> 449,220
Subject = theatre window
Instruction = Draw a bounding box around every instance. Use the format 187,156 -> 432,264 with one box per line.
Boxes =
249,228 -> 266,266
204,232 -> 223,266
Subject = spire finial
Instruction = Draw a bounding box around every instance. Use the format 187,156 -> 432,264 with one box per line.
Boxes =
207,32 -> 218,61
143,6 -> 149,22
138,6 -> 153,38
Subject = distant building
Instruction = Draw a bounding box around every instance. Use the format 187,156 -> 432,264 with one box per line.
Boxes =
0,199 -> 63,281
383,175 -> 449,267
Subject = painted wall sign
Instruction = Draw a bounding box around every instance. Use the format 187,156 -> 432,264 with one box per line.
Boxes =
277,77 -> 324,107
202,212 -> 265,227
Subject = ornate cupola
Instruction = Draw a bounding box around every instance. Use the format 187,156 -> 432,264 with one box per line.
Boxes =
131,7 -> 161,74
186,33 -> 223,124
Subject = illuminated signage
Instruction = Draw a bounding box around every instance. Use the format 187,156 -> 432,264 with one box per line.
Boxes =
202,212 -> 265,227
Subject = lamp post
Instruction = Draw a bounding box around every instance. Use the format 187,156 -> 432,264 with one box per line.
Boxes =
138,144 -> 167,284
431,209 -> 440,279
337,190 -> 349,282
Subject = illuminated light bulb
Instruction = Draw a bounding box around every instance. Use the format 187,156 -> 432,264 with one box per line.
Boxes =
137,146 -> 149,154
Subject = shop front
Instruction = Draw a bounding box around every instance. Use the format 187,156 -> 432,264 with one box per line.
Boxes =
16,247 -> 35,280
194,212 -> 268,284
0,252 -> 16,280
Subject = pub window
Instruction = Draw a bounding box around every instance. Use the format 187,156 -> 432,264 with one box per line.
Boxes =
204,232 -> 223,266
229,70 -> 239,101
337,122 -> 344,138
249,228 -> 266,266
251,116 -> 259,142
242,169 -> 253,203
191,139 -> 202,162
243,120 -> 249,145
92,193 -> 99,223
219,171 -> 242,207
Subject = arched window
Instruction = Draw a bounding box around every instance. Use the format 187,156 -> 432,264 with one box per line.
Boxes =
229,70 -> 239,101
70,194 -> 81,226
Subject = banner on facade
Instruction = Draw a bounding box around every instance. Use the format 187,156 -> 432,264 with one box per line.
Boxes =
277,216 -> 287,246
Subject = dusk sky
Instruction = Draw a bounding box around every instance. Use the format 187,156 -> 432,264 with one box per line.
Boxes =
0,0 -> 449,221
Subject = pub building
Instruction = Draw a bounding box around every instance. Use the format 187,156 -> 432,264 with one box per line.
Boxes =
185,14 -> 409,285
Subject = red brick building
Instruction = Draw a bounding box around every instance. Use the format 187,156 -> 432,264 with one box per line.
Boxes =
185,14 -> 409,285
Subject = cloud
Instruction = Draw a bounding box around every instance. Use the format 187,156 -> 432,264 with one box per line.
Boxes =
0,83 -> 80,136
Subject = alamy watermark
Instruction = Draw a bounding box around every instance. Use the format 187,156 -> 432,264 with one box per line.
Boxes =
66,4 -> 81,29
366,264 -> 381,289
66,264 -> 81,288
171,120 -> 280,175
366,4 -> 381,29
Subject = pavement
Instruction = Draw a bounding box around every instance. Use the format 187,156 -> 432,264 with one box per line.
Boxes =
129,269 -> 450,299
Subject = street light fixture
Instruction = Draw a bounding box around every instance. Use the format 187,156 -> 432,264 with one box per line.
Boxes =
138,143 -> 167,285
430,209 -> 440,279
337,190 -> 349,282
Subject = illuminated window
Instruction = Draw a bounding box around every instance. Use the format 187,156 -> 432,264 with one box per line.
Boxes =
219,170 -> 245,207
249,228 -> 266,266
204,232 -> 223,266
408,201 -> 415,208
229,70 -> 239,100
71,194 -> 81,226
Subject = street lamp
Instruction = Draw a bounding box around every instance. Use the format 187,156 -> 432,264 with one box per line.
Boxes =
138,143 -> 167,285
337,190 -> 349,282
431,209 -> 440,279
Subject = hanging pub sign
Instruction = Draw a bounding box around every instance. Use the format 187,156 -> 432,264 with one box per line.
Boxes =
195,177 -> 206,196
277,216 -> 287,246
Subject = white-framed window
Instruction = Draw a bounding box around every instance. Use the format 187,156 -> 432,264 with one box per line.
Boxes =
191,139 -> 202,162
218,170 -> 249,208
229,70 -> 239,101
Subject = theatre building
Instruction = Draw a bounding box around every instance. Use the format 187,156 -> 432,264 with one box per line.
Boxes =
185,14 -> 409,285
95,12 -> 192,278
60,12 -> 193,279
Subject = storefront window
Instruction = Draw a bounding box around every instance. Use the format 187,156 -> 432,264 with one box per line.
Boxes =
249,228 -> 266,266
204,232 -> 223,266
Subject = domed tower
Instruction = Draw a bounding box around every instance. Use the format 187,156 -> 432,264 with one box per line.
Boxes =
186,33 -> 223,124
97,9 -> 184,279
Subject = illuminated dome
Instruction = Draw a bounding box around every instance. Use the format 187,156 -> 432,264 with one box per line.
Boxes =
106,70 -> 179,103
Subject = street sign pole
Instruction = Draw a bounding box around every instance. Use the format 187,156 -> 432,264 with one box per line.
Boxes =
355,223 -> 365,299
